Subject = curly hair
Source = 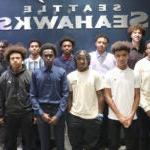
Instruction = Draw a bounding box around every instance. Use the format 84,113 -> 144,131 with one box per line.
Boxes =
128,24 -> 146,36
5,44 -> 27,62
111,41 -> 132,54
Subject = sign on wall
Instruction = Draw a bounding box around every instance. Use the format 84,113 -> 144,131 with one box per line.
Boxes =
0,0 -> 149,51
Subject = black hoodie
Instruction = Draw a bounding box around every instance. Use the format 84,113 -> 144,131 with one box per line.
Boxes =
0,65 -> 32,117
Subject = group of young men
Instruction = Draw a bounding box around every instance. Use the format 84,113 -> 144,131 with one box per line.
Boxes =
0,24 -> 150,150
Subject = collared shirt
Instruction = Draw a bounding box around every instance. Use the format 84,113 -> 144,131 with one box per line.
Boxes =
105,67 -> 140,120
24,56 -> 44,72
30,65 -> 69,118
54,55 -> 76,74
90,51 -> 116,76
134,57 -> 150,112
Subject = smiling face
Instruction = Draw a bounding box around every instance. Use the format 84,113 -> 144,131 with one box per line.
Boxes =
131,29 -> 143,43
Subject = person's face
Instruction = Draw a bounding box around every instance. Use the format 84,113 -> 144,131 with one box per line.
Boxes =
61,41 -> 73,56
76,52 -> 89,72
146,43 -> 150,58
29,42 -> 40,56
42,49 -> 55,67
0,42 -> 6,57
114,50 -> 129,69
131,29 -> 142,43
9,53 -> 23,71
95,37 -> 108,54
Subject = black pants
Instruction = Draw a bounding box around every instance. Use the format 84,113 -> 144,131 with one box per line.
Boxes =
137,107 -> 150,150
108,119 -> 139,150
37,104 -> 65,150
4,112 -> 33,150
68,113 -> 102,150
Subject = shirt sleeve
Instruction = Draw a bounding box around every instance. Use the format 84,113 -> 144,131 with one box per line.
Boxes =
55,71 -> 69,118
30,71 -> 44,116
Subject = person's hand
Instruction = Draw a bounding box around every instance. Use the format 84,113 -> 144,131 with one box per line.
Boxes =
118,114 -> 127,125
49,116 -> 58,125
41,113 -> 51,123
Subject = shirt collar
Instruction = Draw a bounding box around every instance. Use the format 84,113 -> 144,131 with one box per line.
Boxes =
61,54 -> 73,61
28,56 -> 41,62
96,50 -> 107,58
42,65 -> 54,72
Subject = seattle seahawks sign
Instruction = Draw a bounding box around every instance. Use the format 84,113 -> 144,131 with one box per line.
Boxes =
0,0 -> 149,50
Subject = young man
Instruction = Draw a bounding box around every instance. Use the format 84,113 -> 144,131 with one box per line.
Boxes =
24,39 -> 44,71
90,35 -> 116,149
134,40 -> 150,150
0,40 -> 9,149
90,34 -> 116,76
30,43 -> 69,150
67,50 -> 104,150
0,45 -> 33,150
105,41 -> 140,150
54,37 -> 76,150
128,24 -> 146,69
0,40 -> 9,76
54,37 -> 76,74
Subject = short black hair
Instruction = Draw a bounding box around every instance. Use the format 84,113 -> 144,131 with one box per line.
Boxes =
59,37 -> 75,47
111,41 -> 131,54
5,44 -> 26,62
74,50 -> 91,66
95,34 -> 109,43
40,43 -> 57,56
28,39 -> 42,48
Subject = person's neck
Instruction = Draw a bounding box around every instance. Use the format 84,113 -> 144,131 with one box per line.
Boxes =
11,66 -> 22,73
132,41 -> 140,49
117,65 -> 128,70
63,53 -> 71,58
97,50 -> 105,55
30,54 -> 40,60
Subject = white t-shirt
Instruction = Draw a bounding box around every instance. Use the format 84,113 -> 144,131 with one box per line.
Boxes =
90,51 -> 116,76
105,67 -> 140,120
67,69 -> 104,119
134,57 -> 150,112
